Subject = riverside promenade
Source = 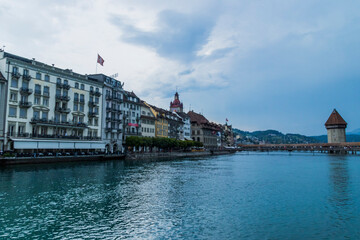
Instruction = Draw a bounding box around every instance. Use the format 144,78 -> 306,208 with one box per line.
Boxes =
0,150 -> 235,165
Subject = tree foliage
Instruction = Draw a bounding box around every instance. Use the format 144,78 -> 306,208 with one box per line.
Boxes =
125,136 -> 203,150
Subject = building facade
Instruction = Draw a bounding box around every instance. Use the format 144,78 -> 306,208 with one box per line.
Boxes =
188,110 -> 220,149
325,109 -> 347,143
146,103 -> 169,138
140,101 -> 156,138
89,74 -> 124,153
123,91 -> 142,140
0,51 -> 105,153
0,71 -> 7,151
177,112 -> 191,140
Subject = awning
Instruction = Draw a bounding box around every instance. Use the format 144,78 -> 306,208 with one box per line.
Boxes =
11,139 -> 106,150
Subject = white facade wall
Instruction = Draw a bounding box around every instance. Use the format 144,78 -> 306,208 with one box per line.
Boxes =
0,51 -> 104,151
140,105 -> 156,138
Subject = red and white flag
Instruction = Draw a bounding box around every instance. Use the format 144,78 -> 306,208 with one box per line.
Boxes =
97,54 -> 104,66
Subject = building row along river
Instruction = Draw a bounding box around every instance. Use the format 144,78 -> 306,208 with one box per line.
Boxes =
0,50 -> 235,155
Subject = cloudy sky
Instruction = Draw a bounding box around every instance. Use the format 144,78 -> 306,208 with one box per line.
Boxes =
1,0 -> 359,135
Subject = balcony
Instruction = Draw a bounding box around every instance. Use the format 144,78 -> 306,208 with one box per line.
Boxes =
88,101 -> 98,107
106,107 -> 112,112
61,95 -> 70,101
12,132 -> 100,140
43,92 -> 50,97
11,72 -> 21,79
23,74 -> 32,81
20,87 -> 33,95
19,101 -> 32,108
62,83 -> 70,90
114,97 -> 123,103
56,94 -> 70,101
55,107 -> 71,113
106,117 -> 111,121
94,91 -> 101,97
34,89 -> 42,95
56,82 -> 62,88
30,118 -> 88,128
106,95 -> 112,100
105,127 -> 112,132
117,129 -> 122,133
88,111 -> 98,117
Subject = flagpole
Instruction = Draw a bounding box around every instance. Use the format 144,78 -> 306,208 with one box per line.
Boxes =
96,54 -> 98,74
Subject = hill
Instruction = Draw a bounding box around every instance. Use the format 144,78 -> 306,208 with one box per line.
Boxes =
233,128 -> 317,144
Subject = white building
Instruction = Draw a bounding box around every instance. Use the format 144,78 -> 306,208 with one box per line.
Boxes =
89,74 -> 124,153
0,51 -> 105,153
140,101 -> 156,138
176,112 -> 192,140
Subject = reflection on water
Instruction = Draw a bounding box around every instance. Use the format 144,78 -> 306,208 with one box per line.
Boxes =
1,153 -> 360,239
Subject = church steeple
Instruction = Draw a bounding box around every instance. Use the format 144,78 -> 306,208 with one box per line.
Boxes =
170,91 -> 183,113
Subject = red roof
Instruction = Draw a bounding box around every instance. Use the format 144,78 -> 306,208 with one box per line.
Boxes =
325,109 -> 347,127
187,111 -> 209,124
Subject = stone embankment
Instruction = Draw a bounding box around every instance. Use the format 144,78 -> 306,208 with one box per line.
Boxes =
0,150 -> 236,165
125,150 -> 235,160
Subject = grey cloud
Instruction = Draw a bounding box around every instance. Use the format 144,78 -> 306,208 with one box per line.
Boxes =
111,9 -> 217,62
178,68 -> 195,76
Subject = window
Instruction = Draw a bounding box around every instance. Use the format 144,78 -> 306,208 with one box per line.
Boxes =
45,75 -> 50,81
11,78 -> 18,88
75,82 -> 79,89
80,94 -> 84,103
79,104 -> 84,112
63,90 -> 68,97
8,124 -> 15,137
21,80 -> 29,88
56,88 -> 61,97
90,86 -> 94,91
35,84 -> 41,94
79,116 -> 84,123
95,97 -> 99,103
61,114 -> 67,122
9,106 -> 17,117
42,111 -> 48,120
57,78 -> 62,84
43,98 -> 49,107
55,113 -> 60,122
80,84 -> 84,90
73,104 -> 78,111
94,118 -> 98,126
43,86 -> 49,97
12,66 -> 18,74
18,124 -> 25,134
34,96 -> 40,105
64,79 -> 68,85
33,110 -> 40,119
10,92 -> 17,102
23,69 -> 29,76
20,108 -> 27,118
90,96 -> 93,102
36,72 -> 41,80
74,93 -> 79,102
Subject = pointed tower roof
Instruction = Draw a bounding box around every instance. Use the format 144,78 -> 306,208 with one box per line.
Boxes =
325,109 -> 347,128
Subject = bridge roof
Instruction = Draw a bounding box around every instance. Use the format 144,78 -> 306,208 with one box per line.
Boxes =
325,109 -> 347,127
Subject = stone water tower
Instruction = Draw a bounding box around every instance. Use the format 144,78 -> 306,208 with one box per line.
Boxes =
325,109 -> 347,143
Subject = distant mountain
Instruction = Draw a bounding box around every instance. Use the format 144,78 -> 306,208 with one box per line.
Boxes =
349,128 -> 360,135
233,128 -> 317,144
311,134 -> 360,143
233,128 -> 360,144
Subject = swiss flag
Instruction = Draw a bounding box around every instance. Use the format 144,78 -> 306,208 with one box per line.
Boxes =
97,54 -> 104,66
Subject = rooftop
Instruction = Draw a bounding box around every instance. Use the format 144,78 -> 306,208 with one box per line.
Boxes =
325,109 -> 347,127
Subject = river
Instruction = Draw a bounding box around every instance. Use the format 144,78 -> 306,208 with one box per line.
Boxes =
1,152 -> 360,239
